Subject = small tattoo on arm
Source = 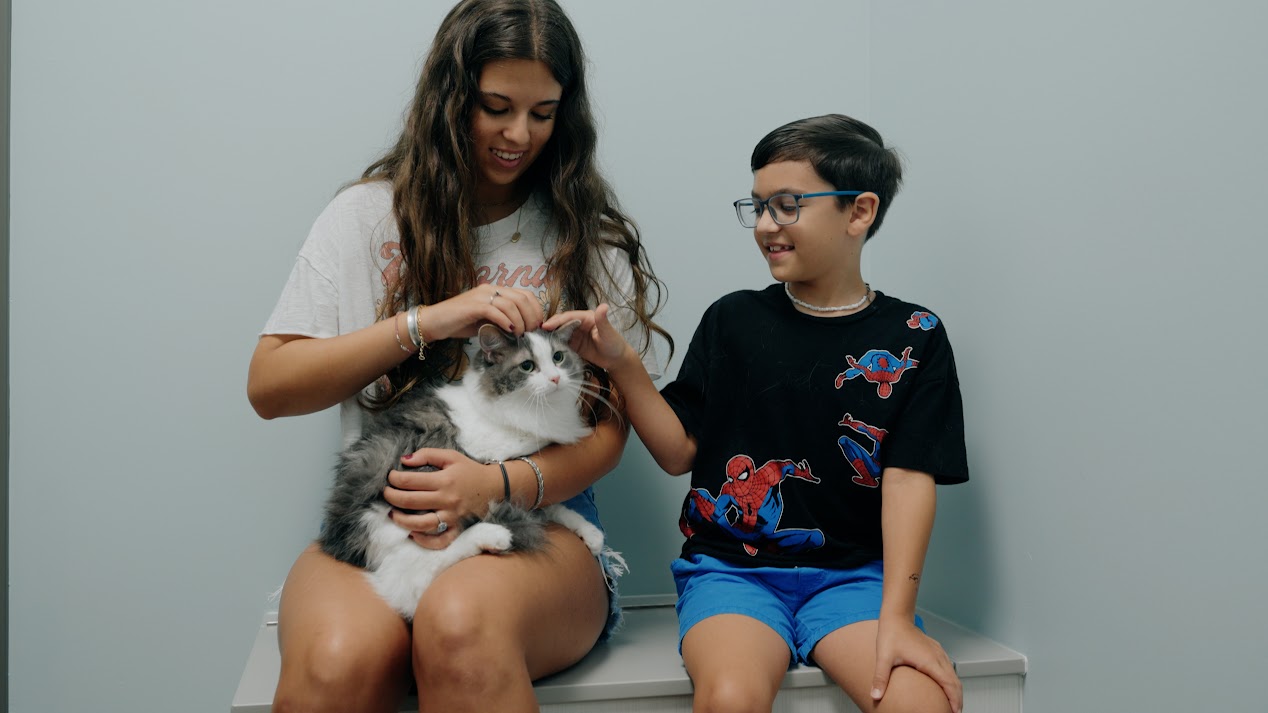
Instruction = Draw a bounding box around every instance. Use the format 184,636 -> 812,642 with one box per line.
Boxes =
908,573 -> 921,583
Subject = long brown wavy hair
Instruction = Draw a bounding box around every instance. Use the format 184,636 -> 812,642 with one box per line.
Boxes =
359,0 -> 672,408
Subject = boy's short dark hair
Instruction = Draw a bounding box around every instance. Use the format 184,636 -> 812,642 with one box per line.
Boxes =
751,114 -> 903,239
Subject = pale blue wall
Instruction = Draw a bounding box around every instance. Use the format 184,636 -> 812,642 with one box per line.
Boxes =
869,3 -> 1268,710
10,1 -> 1267,712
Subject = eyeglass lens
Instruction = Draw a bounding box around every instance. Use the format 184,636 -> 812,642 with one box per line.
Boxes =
736,194 -> 800,228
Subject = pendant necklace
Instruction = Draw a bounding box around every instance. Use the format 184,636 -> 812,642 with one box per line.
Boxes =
479,201 -> 526,255
784,282 -> 871,313
510,203 -> 523,243
477,193 -> 525,243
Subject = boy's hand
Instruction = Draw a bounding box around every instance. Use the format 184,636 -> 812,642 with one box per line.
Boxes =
872,618 -> 962,713
543,304 -> 632,371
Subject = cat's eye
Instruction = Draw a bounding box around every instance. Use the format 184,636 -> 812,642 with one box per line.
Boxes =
552,351 -> 565,364
519,360 -> 535,372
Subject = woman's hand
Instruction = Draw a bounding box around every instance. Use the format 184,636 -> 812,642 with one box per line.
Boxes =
872,618 -> 962,713
383,448 -> 505,550
419,284 -> 543,342
543,304 -> 633,371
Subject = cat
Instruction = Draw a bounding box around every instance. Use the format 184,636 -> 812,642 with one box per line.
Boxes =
317,320 -> 607,618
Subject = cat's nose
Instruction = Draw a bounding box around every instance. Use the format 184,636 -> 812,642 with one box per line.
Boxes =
549,375 -> 560,384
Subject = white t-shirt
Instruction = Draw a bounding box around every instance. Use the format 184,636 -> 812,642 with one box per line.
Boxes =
262,181 -> 661,444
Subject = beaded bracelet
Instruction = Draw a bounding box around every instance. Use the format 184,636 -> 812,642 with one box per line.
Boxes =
516,456 -> 545,510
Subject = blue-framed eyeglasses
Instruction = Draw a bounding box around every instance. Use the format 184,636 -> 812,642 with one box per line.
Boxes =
732,191 -> 864,228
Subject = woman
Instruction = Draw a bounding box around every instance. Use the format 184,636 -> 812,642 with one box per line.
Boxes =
248,1 -> 669,710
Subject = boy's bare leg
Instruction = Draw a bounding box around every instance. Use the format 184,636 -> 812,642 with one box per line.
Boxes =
810,620 -> 953,713
681,614 -> 790,713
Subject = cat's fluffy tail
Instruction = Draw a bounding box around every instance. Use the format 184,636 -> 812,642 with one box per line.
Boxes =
480,501 -> 550,552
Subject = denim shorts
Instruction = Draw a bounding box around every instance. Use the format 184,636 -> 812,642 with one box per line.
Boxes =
670,553 -> 924,664
559,487 -> 626,641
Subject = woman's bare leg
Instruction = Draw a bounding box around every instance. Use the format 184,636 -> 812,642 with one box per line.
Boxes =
411,525 -> 608,713
272,543 -> 413,713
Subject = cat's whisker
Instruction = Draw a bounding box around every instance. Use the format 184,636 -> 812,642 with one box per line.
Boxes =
578,384 -> 623,426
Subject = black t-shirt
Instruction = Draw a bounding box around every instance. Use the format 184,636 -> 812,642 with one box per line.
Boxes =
661,285 -> 969,569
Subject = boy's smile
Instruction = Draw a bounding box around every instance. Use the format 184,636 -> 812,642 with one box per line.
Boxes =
750,160 -> 873,310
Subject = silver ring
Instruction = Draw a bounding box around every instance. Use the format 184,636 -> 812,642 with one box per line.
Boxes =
434,518 -> 449,535
489,290 -> 501,305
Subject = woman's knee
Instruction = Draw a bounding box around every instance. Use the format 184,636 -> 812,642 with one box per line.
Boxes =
273,630 -> 409,713
411,584 -> 516,686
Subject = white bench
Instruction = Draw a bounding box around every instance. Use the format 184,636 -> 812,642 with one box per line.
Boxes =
232,598 -> 1025,712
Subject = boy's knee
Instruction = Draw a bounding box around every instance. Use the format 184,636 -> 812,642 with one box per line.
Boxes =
868,668 -> 954,713
693,676 -> 780,713
870,695 -> 953,713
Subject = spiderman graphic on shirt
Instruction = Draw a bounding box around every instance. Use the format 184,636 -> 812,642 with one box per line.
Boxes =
837,413 -> 887,488
834,346 -> 918,399
681,455 -> 825,556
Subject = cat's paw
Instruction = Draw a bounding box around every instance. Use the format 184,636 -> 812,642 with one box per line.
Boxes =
465,522 -> 514,553
543,505 -> 605,556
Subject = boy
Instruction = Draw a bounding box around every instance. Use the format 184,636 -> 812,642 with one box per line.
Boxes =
547,114 -> 968,713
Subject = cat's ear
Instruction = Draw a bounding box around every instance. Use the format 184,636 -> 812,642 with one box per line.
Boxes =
477,323 -> 513,362
552,319 -> 583,345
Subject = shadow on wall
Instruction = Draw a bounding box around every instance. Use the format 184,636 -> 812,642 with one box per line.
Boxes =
593,438 -> 688,598
922,432 -> 997,634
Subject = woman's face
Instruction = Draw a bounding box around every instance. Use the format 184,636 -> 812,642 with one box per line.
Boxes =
470,59 -> 563,204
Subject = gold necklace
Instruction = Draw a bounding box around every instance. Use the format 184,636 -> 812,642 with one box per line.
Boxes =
510,204 -> 523,243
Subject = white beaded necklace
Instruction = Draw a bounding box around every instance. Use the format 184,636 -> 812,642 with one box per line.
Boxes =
784,282 -> 872,313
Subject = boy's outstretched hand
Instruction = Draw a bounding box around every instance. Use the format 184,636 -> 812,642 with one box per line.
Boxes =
545,303 -> 697,475
543,303 -> 634,372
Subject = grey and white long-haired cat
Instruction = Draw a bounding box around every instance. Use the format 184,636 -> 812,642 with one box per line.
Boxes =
318,320 -> 608,618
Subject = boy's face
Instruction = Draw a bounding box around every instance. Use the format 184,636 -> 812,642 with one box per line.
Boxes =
749,160 -> 864,288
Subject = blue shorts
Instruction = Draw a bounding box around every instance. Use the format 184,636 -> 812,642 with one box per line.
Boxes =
670,554 -> 924,664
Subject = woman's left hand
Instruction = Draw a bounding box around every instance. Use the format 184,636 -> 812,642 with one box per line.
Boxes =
872,617 -> 962,713
383,447 -> 504,550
